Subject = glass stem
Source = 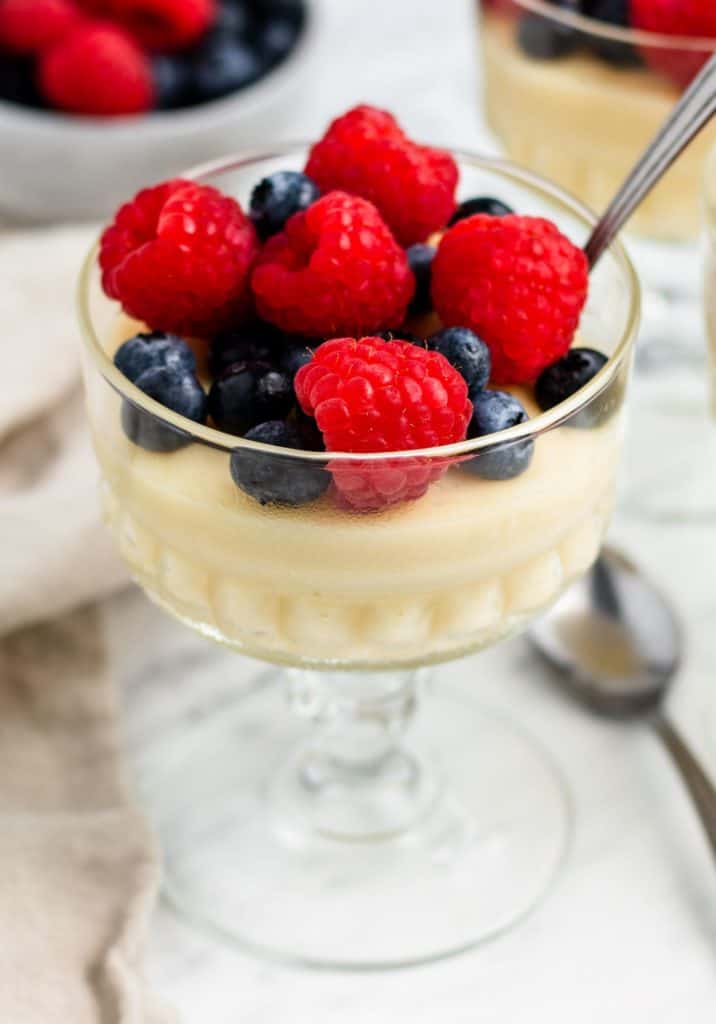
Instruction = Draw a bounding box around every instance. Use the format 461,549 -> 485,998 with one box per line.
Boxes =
280,669 -> 438,840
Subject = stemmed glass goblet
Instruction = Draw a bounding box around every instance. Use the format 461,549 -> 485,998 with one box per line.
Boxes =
78,146 -> 639,968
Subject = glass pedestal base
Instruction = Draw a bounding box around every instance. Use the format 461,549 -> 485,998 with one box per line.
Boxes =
145,673 -> 571,969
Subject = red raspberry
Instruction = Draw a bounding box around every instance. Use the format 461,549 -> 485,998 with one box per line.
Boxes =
251,191 -> 414,339
82,0 -> 215,51
100,179 -> 259,336
38,23 -> 154,115
629,0 -> 716,87
305,105 -> 458,246
432,215 -> 589,386
295,337 -> 471,510
0,0 -> 81,53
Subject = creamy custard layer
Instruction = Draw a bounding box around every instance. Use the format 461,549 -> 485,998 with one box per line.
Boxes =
87,322 -> 622,668
482,13 -> 716,241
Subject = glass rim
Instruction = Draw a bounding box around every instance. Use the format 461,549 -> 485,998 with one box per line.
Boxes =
77,144 -> 640,465
507,0 -> 716,52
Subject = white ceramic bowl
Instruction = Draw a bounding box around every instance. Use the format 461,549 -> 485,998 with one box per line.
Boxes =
0,2 -> 319,224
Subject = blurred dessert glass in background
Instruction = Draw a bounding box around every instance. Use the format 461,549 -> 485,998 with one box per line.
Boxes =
479,0 -> 716,241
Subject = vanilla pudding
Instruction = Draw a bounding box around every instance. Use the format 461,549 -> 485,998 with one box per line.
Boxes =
83,316 -> 625,669
481,10 -> 716,241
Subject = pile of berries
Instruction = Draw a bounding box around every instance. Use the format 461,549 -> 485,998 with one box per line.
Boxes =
507,0 -> 716,87
105,104 -> 603,511
0,0 -> 306,116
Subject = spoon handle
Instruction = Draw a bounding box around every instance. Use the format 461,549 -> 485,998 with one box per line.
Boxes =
585,54 -> 716,268
654,713 -> 716,860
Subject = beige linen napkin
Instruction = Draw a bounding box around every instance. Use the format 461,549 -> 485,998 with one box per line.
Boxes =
0,607 -> 175,1023
1,227 -> 172,1021
1,225 -> 128,634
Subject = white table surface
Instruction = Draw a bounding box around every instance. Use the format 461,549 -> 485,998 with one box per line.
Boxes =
103,1 -> 716,1019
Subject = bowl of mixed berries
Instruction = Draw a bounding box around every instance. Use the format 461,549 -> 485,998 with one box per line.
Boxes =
0,0 -> 316,221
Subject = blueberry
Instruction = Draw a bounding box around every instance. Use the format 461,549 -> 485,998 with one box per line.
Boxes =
121,365 -> 207,453
213,1 -> 257,38
463,390 -> 534,480
583,0 -> 642,66
584,0 -> 627,26
249,171 -> 320,238
0,56 -> 44,108
257,15 -> 301,65
121,403 -> 191,453
208,322 -> 284,378
114,332 -> 196,382
292,407 -> 325,450
406,244 -> 435,316
190,34 -> 264,102
535,348 -> 608,410
151,55 -> 193,109
279,339 -> 315,379
517,1 -> 580,60
448,196 -> 514,226
208,362 -> 294,434
427,327 -> 491,394
136,365 -> 207,418
250,0 -> 305,25
230,420 -> 329,505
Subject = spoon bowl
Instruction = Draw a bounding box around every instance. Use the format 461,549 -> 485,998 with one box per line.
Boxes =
531,546 -> 716,862
531,547 -> 682,719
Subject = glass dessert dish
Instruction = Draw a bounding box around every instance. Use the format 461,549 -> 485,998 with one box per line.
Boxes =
78,146 -> 639,969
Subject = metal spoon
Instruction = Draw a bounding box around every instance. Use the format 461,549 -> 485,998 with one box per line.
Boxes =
530,546 -> 716,860
585,54 -> 716,267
